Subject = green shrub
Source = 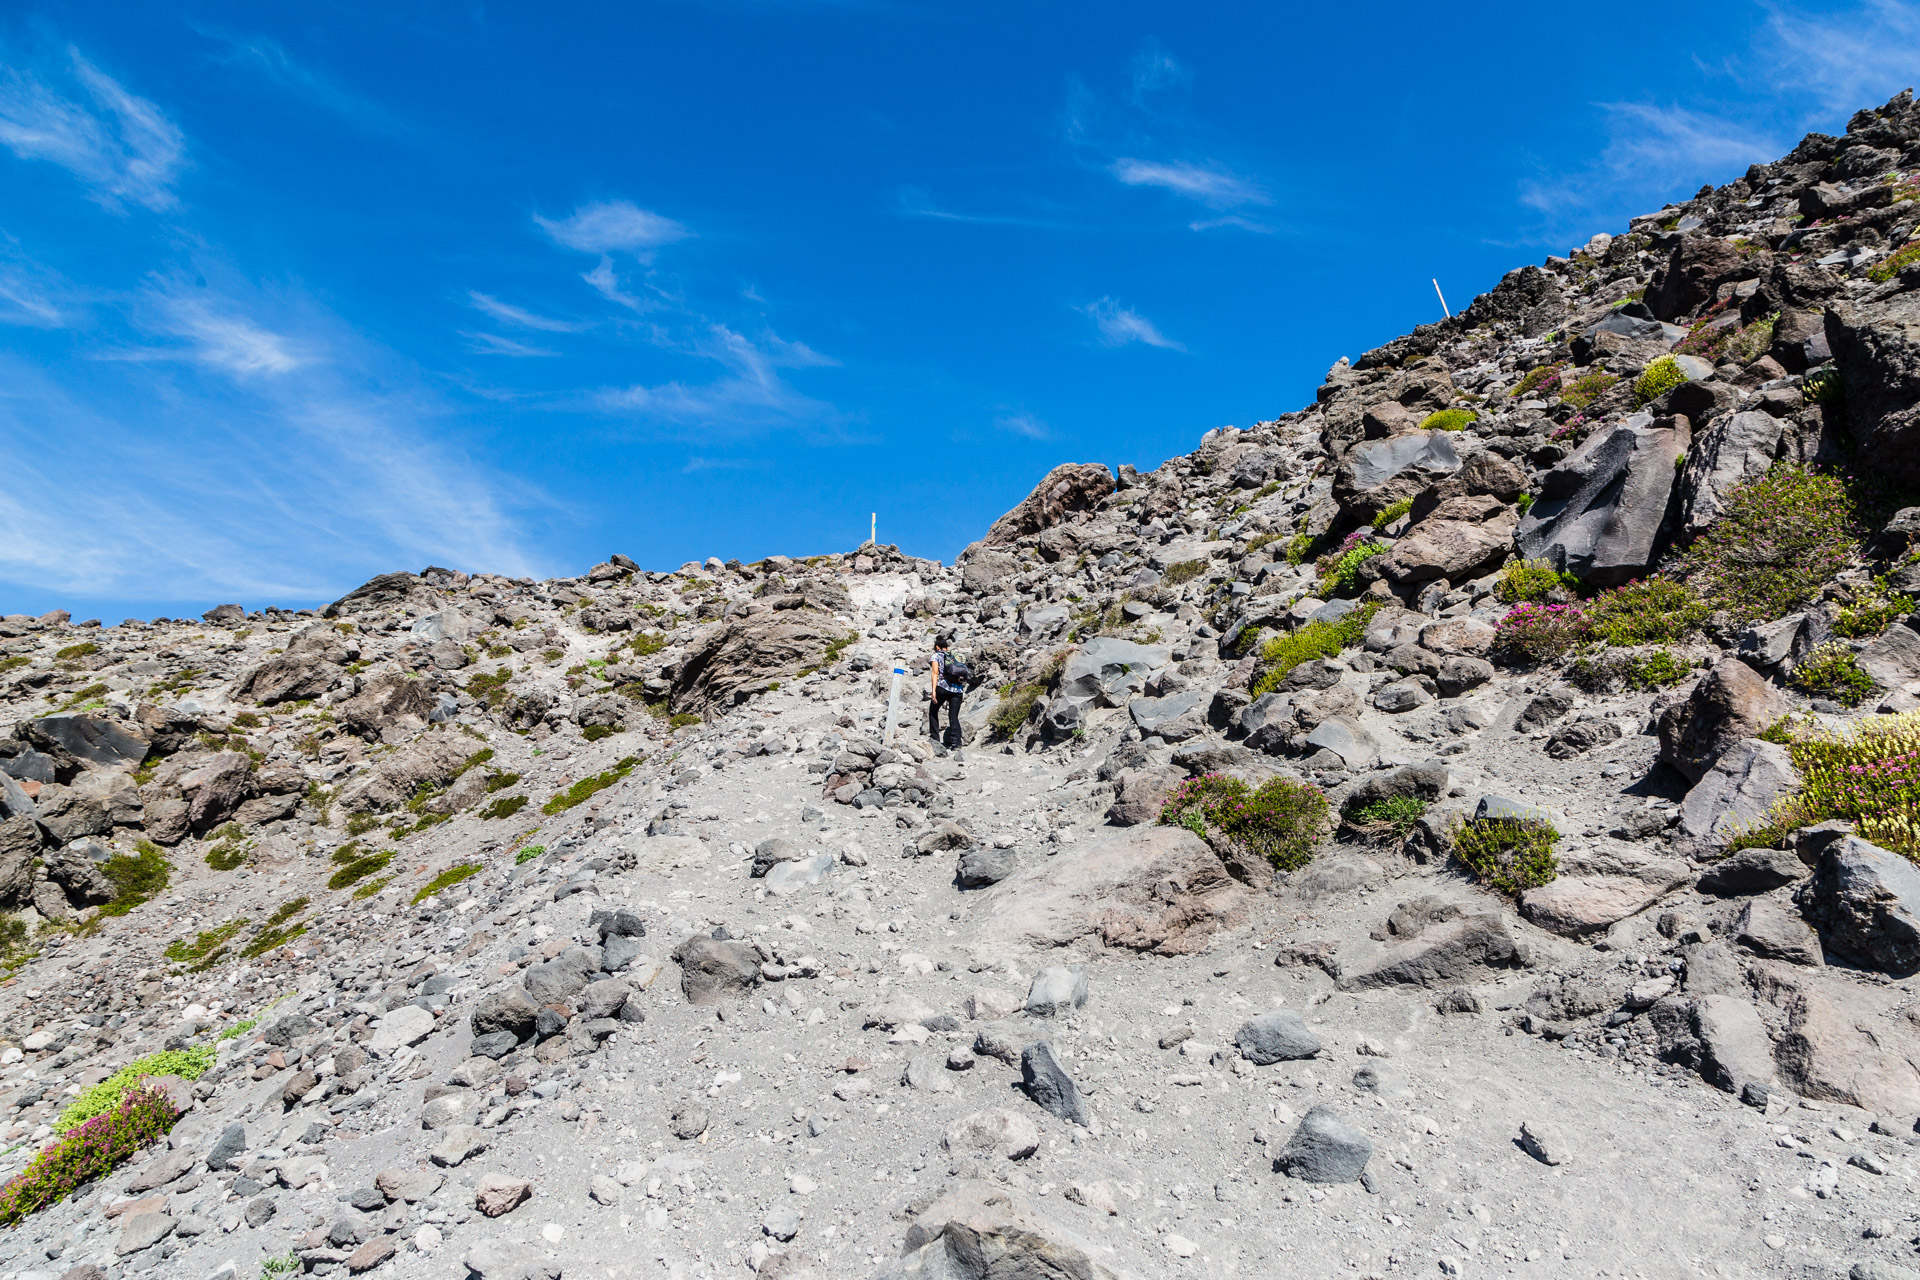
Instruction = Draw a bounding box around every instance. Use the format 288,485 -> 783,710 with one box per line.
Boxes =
479,794 -> 528,820
465,667 -> 514,709
1560,371 -> 1619,410
55,1048 -> 212,1134
1249,603 -> 1380,697
629,631 -> 666,657
1283,533 -> 1315,566
1869,240 -> 1920,283
97,842 -> 170,917
217,1017 -> 259,1043
1584,577 -> 1710,645
344,812 -> 379,836
542,756 -> 640,814
54,642 -> 98,661
1162,559 -> 1207,585
203,823 -> 249,872
484,771 -> 520,793
164,919 -> 248,971
0,655 -> 28,675
242,898 -> 310,956
670,712 -> 701,728
327,845 -> 392,890
1803,365 -> 1842,404
413,862 -> 481,904
1515,492 -> 1535,515
0,1087 -> 178,1224
1754,711 -> 1920,853
1570,647 -> 1692,693
1634,356 -> 1689,405
582,724 -> 616,741
1679,465 -> 1859,624
1790,642 -> 1876,706
1511,364 -> 1564,399
1494,558 -> 1575,604
1420,408 -> 1479,432
1492,602 -> 1587,665
1159,773 -> 1328,872
261,1252 -> 302,1279
1833,579 -> 1913,638
1371,498 -> 1413,531
990,683 -> 1045,739
1317,537 -> 1389,595
1451,816 -> 1560,895
1345,794 -> 1428,835
514,844 -> 546,865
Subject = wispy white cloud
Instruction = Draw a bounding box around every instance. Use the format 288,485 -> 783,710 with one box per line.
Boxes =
467,291 -> 584,332
1128,40 -> 1188,104
463,331 -> 557,358
1081,297 -> 1185,352
595,323 -> 836,427
893,185 -> 1070,229
195,27 -> 411,136
994,411 -> 1050,439
536,200 -> 690,254
682,456 -> 768,473
1519,103 -> 1780,221
1111,158 -> 1268,210
146,293 -> 307,377
582,256 -> 655,311
0,48 -> 184,212
0,240 -> 68,327
1762,0 -> 1920,117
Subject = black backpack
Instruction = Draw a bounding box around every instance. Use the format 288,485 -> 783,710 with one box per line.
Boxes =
942,653 -> 971,686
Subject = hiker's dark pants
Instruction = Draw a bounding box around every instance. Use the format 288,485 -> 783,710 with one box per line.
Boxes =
929,688 -> 962,747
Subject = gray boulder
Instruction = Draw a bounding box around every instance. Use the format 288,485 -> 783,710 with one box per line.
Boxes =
1515,419 -> 1686,587
1676,738 -> 1801,846
671,934 -> 761,1005
22,713 -> 150,773
469,987 -> 538,1041
1128,689 -> 1206,741
1658,659 -> 1783,783
1019,1042 -> 1090,1127
1697,846 -> 1810,896
1676,410 -> 1791,536
1334,432 -> 1463,521
1275,1106 -> 1373,1183
1797,836 -> 1920,975
1235,1009 -> 1322,1064
1055,637 -> 1172,707
1858,622 -> 1920,690
1025,966 -> 1088,1017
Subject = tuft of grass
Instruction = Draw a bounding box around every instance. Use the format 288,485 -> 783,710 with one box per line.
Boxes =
1249,602 -> 1379,698
582,724 -> 616,742
1371,498 -> 1414,531
1803,365 -> 1842,404
1283,532 -> 1315,566
203,823 -> 250,872
164,919 -> 248,971
1634,356 -> 1689,405
542,756 -> 640,814
797,630 -> 860,678
54,1048 -> 212,1135
629,631 -> 667,657
1571,647 -> 1692,692
1789,642 -> 1876,706
1,1087 -> 178,1224
1161,559 -> 1208,585
465,667 -> 515,709
1345,794 -> 1428,835
96,841 -> 170,918
1419,408 -> 1479,432
1451,816 -> 1560,895
1159,773 -> 1329,872
413,862 -> 481,904
1510,364 -> 1564,399
514,844 -> 546,865
54,642 -> 98,661
344,812 -> 380,836
1869,240 -> 1920,283
1583,577 -> 1710,646
1678,464 -> 1859,625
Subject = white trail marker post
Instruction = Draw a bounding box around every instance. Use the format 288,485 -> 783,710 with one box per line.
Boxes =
883,665 -> 907,744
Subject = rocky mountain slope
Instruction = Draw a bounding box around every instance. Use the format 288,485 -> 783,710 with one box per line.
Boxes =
13,90 -> 1920,1280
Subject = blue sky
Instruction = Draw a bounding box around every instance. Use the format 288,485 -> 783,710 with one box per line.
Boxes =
1,2 -> 1915,623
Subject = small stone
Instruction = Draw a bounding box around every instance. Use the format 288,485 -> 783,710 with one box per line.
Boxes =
345,1237 -> 396,1273
1275,1106 -> 1372,1183
1236,1009 -> 1322,1064
590,1174 -> 622,1205
115,1211 -> 175,1256
946,1047 -> 976,1072
1519,1119 -> 1569,1166
1165,1234 -> 1196,1258
942,1107 -> 1040,1160
474,1173 -> 533,1217
1064,1181 -> 1119,1215
541,1223 -> 565,1244
670,1102 -> 709,1140
243,1197 -> 278,1228
763,1206 -> 803,1242
429,1124 -> 487,1168
1021,1041 -> 1090,1127
1025,967 -> 1089,1017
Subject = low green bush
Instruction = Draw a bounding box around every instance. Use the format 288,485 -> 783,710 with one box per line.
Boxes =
1345,794 -> 1428,835
1803,365 -> 1842,404
1249,603 -> 1379,697
514,844 -> 546,865
413,862 -> 481,904
1283,533 -> 1315,566
465,667 -> 514,709
203,823 -> 249,872
164,919 -> 248,971
1162,559 -> 1208,585
242,898 -> 310,956
1371,498 -> 1413,530
1751,711 -> 1920,854
1,1087 -> 178,1224
1317,535 -> 1388,595
1559,371 -> 1619,410
1494,558 -> 1576,604
97,842 -> 170,917
1789,642 -> 1876,706
55,1048 -> 212,1134
1634,356 -> 1688,405
1679,465 -> 1859,625
1419,408 -> 1478,432
1833,579 -> 1914,638
1451,816 -> 1560,895
1492,602 -> 1588,665
327,844 -> 392,890
1159,773 -> 1329,872
1510,364 -> 1564,399
1869,240 -> 1920,283
582,724 -> 616,742
1583,577 -> 1710,646
479,794 -> 528,820
542,756 -> 641,814
54,642 -> 98,661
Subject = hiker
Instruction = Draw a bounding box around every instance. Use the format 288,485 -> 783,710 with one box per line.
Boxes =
929,634 -> 966,749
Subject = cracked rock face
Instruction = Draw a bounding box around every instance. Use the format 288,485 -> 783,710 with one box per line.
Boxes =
15,85 -> 1920,1280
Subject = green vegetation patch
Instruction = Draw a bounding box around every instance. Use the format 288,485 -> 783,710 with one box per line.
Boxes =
542,756 -> 641,814
1511,364 -> 1564,399
1679,465 -> 1859,625
1494,558 -> 1577,605
1,1086 -> 178,1224
1250,603 -> 1380,698
55,1047 -> 213,1135
1789,642 -> 1876,706
1834,578 -> 1914,639
1634,356 -> 1689,405
242,898 -> 310,956
1419,408 -> 1479,432
54,643 -> 98,661
1452,816 -> 1560,895
1160,773 -> 1329,873
480,794 -> 529,820
465,667 -> 514,709
96,841 -> 170,918
327,843 -> 393,890
514,844 -> 546,865
413,862 -> 481,904
1559,371 -> 1619,410
1870,240 -> 1920,283
1371,498 -> 1413,531
582,724 -> 616,742
1317,536 -> 1389,596
1161,559 -> 1208,585
164,918 -> 248,971
203,823 -> 250,872
1345,795 -> 1428,836
1583,577 -> 1710,646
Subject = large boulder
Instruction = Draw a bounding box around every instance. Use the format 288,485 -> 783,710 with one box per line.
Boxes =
671,615 -> 847,712
980,463 -> 1115,546
20,714 -> 149,774
1657,659 -> 1782,783
878,1180 -> 1125,1280
1675,410 -> 1791,536
1338,910 -> 1524,990
671,934 -> 760,1005
1274,1107 -> 1373,1183
1055,638 -> 1171,708
231,624 -> 356,705
322,572 -> 427,618
1106,766 -> 1185,827
1647,994 -> 1778,1097
1375,495 -> 1519,586
176,752 -> 255,834
1795,836 -> 1920,975
1824,295 -> 1920,491
1514,419 -> 1687,587
1756,963 -> 1920,1115
336,734 -> 473,815
1675,739 -> 1801,846
1518,846 -> 1691,937
0,818 -> 39,907
975,825 -> 1247,957
1333,432 -> 1462,522
1646,236 -> 1756,321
